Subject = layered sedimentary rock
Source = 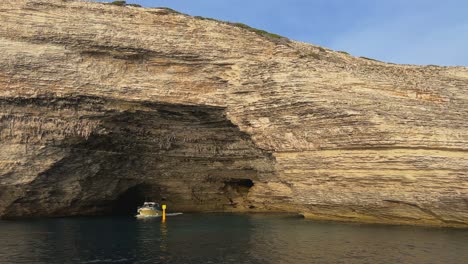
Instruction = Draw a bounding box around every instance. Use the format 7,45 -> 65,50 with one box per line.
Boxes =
0,0 -> 467,227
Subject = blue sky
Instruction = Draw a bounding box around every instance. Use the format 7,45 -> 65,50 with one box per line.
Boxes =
99,0 -> 468,66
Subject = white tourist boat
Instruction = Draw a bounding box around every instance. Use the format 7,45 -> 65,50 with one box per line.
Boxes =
136,202 -> 162,218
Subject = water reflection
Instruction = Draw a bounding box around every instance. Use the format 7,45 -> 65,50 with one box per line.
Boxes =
0,214 -> 467,264
160,221 -> 168,252
248,215 -> 468,264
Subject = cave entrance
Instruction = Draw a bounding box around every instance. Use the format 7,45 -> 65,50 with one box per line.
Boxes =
222,179 -> 255,208
110,184 -> 162,215
224,179 -> 254,191
0,97 -> 277,218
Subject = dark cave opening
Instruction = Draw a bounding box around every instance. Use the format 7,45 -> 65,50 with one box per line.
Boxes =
220,179 -> 255,209
111,179 -> 256,215
110,184 -> 161,215
223,179 -> 255,206
224,179 -> 254,189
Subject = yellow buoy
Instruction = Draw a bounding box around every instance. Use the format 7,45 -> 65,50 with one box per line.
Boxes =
162,204 -> 167,222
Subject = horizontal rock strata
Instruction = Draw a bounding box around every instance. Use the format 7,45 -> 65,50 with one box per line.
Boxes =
0,0 -> 467,227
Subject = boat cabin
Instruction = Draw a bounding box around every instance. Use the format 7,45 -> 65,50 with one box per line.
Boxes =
141,202 -> 159,208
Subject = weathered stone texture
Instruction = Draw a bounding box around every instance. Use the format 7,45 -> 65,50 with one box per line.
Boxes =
0,0 -> 467,227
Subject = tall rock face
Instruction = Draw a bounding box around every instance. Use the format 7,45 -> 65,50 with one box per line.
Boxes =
0,0 -> 467,227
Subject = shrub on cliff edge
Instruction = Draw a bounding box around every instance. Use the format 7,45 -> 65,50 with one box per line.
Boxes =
110,1 -> 126,6
108,1 -> 141,7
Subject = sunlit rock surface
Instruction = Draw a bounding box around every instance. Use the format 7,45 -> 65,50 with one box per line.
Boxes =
0,0 -> 467,227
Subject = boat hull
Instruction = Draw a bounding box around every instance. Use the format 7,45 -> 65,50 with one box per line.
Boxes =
136,208 -> 162,218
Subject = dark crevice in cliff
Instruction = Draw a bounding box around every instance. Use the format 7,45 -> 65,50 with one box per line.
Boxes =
222,179 -> 255,209
223,179 -> 254,195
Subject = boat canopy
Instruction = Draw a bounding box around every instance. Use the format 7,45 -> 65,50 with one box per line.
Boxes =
143,202 -> 158,207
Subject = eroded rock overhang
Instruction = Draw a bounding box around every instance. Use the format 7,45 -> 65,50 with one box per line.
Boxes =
0,96 -> 276,217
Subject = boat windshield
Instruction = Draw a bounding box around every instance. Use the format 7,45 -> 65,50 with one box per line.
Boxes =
142,202 -> 159,208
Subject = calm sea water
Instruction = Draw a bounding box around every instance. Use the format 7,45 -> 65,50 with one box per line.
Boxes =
0,214 -> 466,264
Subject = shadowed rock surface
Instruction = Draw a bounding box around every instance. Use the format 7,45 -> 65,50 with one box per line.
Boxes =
0,0 -> 467,227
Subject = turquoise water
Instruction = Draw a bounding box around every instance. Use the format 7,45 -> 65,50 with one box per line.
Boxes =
0,214 -> 467,264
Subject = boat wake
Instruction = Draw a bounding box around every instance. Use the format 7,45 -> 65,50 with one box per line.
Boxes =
136,212 -> 183,219
166,213 -> 184,216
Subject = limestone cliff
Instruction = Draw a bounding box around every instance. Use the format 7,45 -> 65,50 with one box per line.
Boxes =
0,0 -> 467,227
